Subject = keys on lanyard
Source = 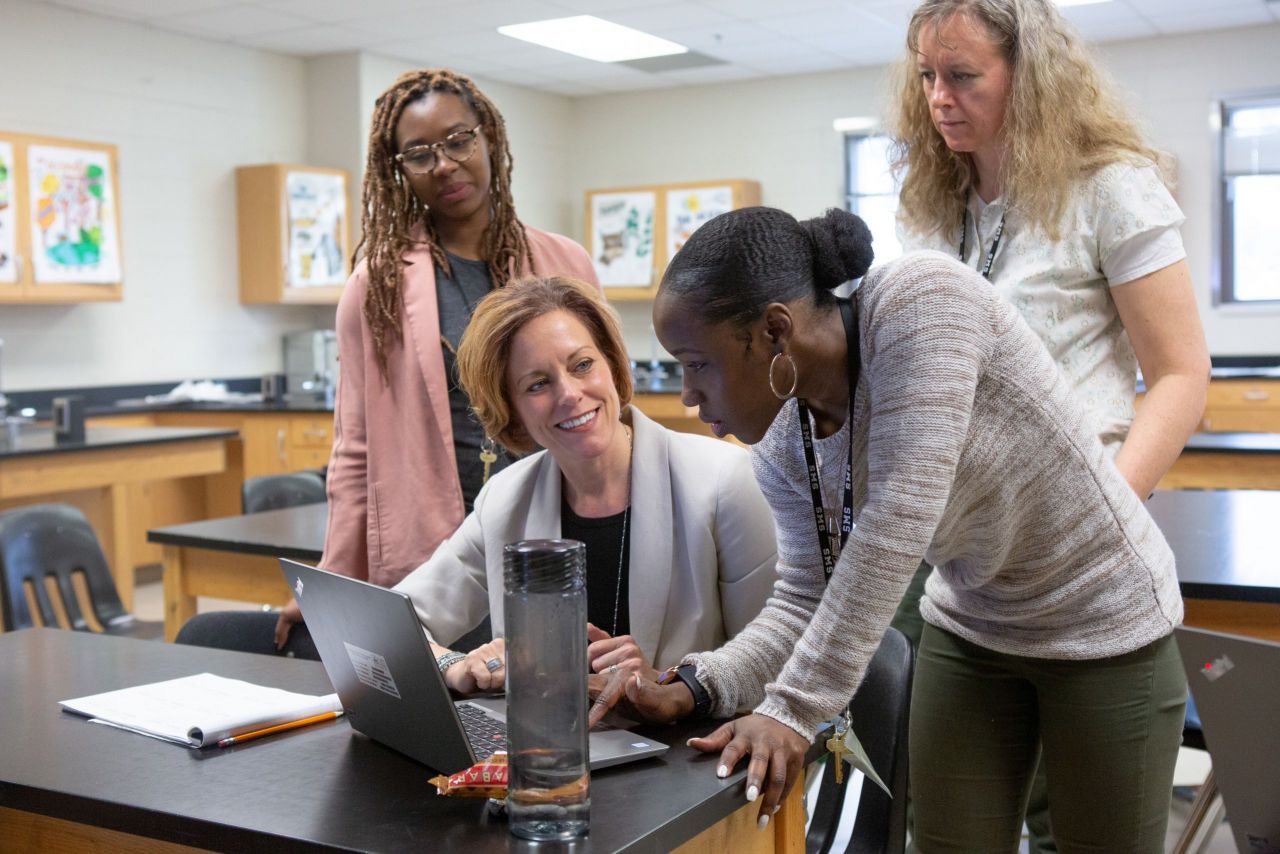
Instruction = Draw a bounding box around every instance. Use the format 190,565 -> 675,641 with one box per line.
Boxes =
479,437 -> 499,485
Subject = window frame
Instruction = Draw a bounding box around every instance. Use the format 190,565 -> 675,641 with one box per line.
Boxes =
1215,92 -> 1280,306
842,131 -> 902,266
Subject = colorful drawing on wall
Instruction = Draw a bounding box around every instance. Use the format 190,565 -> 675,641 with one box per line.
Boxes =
286,170 -> 347,287
27,144 -> 121,284
0,141 -> 15,284
666,185 -> 733,261
590,190 -> 656,288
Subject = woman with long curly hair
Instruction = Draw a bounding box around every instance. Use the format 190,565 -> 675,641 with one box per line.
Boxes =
889,1 -> 1209,848
271,68 -> 599,650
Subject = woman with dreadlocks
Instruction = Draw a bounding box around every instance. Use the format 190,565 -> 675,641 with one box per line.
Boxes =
267,68 -> 598,652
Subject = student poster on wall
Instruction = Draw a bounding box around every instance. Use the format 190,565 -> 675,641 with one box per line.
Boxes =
666,185 -> 733,260
0,140 -> 15,283
589,190 -> 656,288
27,144 -> 122,285
285,170 -> 347,287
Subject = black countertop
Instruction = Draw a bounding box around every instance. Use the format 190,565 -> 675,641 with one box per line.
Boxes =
1148,490 -> 1280,604
149,502 -> 327,561
2,628 -> 824,853
0,425 -> 239,460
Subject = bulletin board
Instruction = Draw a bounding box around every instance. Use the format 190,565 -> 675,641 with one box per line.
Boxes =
584,179 -> 760,301
0,130 -> 123,304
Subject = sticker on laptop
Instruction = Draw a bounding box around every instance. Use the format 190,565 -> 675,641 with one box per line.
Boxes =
343,641 -> 402,699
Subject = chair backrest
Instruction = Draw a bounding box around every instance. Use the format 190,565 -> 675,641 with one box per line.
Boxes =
806,626 -> 914,854
241,471 -> 327,514
0,503 -> 131,632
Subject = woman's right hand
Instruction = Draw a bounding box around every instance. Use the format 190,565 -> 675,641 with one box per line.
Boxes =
442,638 -> 507,694
274,599 -> 304,650
588,671 -> 695,728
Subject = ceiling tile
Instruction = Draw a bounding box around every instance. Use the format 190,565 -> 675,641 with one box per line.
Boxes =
603,2 -> 734,34
151,4 -> 307,37
259,0 -> 445,24
658,64 -> 765,85
238,23 -> 372,54
47,0 -> 236,19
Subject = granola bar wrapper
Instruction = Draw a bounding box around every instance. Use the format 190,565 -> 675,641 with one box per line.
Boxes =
430,751 -> 509,798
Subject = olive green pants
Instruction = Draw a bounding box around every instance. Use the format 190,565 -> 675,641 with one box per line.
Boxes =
909,624 -> 1186,853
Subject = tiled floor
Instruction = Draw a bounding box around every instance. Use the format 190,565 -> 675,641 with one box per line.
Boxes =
137,579 -> 1241,853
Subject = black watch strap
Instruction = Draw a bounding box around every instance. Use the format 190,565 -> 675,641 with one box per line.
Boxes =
674,664 -> 712,720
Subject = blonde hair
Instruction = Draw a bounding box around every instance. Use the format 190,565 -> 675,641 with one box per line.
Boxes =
355,68 -> 533,380
456,276 -> 634,455
891,0 -> 1166,241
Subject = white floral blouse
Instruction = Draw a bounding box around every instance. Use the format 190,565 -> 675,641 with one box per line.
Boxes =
900,161 -> 1186,450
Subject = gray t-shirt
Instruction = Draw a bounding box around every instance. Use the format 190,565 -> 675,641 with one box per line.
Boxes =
436,252 -> 511,512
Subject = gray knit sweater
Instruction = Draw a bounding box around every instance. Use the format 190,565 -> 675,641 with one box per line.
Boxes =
685,251 -> 1182,740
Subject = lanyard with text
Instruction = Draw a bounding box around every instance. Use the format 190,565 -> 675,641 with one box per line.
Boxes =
795,298 -> 860,583
958,209 -> 1007,280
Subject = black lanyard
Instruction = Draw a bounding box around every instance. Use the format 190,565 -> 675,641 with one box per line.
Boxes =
958,208 -> 1006,280
796,298 -> 860,583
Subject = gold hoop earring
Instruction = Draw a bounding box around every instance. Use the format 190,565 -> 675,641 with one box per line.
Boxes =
768,352 -> 798,400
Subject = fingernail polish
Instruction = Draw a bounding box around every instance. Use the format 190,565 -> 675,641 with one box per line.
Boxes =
716,765 -> 729,778
771,805 -> 781,815
686,739 -> 696,747
746,785 -> 759,802
757,815 -> 770,830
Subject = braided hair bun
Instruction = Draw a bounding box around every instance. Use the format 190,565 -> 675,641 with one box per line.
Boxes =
799,208 -> 874,292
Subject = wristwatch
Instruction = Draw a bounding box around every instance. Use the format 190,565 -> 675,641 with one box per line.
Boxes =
435,650 -> 466,672
664,664 -> 711,720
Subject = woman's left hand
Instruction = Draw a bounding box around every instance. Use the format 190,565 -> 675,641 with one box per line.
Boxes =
587,623 -> 659,682
688,713 -> 811,828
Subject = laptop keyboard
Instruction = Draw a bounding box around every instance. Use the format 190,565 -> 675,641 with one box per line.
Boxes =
456,702 -> 507,759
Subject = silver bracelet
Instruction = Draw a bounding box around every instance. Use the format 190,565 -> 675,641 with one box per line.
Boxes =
435,651 -> 466,672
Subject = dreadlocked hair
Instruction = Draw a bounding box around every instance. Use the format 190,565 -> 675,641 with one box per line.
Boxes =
354,68 -> 534,380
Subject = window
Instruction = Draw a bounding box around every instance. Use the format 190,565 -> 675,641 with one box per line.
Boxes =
1219,97 -> 1280,304
844,134 -> 902,266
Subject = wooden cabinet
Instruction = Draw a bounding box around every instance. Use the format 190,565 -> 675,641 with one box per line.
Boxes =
1199,379 -> 1280,432
235,164 -> 350,305
0,131 -> 123,304
585,179 -> 761,301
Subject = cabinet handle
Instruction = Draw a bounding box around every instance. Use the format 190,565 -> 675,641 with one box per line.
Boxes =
1243,389 -> 1270,401
302,429 -> 328,439
277,428 -> 287,464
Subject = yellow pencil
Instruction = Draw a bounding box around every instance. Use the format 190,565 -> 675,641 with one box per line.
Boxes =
217,710 -> 343,748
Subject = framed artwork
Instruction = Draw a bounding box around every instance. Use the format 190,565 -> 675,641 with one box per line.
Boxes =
666,184 -> 734,260
27,142 -> 122,285
0,139 -> 15,284
587,189 -> 657,288
285,169 -> 348,288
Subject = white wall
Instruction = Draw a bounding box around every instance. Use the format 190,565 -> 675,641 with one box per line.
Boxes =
0,0 -> 336,391
569,26 -> 1280,358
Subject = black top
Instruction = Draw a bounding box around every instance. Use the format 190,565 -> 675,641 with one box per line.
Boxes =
2,628 -> 827,853
0,425 -> 237,459
435,252 -> 511,512
562,499 -> 631,637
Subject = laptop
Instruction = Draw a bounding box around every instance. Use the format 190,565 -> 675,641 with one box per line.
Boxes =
1175,626 -> 1280,853
280,559 -> 668,774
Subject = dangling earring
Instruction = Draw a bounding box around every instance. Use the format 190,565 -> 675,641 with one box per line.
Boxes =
768,352 -> 798,400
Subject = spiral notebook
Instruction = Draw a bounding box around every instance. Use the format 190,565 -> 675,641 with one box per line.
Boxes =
59,672 -> 342,748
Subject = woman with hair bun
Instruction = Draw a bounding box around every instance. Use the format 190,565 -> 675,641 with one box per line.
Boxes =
603,206 -> 1186,851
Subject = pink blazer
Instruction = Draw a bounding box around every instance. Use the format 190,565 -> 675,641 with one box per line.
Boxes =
320,225 -> 600,587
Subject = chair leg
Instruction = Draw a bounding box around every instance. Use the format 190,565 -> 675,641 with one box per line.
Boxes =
1171,768 -> 1224,854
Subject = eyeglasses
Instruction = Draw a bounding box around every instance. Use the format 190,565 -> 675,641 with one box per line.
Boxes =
395,124 -> 482,175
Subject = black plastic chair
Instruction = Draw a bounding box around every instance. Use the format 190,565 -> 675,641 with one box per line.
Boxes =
241,470 -> 327,514
806,626 -> 914,854
0,503 -> 162,639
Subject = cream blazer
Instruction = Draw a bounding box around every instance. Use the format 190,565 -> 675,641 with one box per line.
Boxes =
392,407 -> 779,670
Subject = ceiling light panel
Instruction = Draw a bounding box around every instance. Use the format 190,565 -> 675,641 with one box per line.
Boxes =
498,15 -> 689,62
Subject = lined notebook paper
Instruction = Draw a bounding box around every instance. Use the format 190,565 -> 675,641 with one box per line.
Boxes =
60,673 -> 342,747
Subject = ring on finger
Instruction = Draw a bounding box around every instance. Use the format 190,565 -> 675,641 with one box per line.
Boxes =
485,657 -> 502,673
606,663 -> 619,674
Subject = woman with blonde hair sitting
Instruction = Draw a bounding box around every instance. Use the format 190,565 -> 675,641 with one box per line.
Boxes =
393,275 -> 778,696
